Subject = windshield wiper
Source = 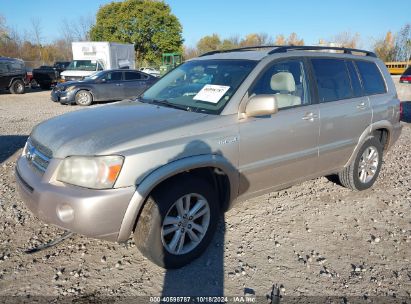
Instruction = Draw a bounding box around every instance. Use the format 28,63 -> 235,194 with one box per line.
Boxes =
138,97 -> 196,112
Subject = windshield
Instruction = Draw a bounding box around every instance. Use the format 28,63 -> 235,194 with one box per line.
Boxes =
66,60 -> 98,71
140,59 -> 257,114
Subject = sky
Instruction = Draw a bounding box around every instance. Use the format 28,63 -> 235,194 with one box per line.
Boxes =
1,0 -> 410,49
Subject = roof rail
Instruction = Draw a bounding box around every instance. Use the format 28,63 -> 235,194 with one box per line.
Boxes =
199,45 -> 283,57
199,45 -> 376,57
268,45 -> 376,57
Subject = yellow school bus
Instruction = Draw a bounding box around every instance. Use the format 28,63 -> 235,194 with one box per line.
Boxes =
385,61 -> 411,75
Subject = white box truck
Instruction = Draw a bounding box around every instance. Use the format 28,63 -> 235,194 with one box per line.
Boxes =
60,42 -> 135,82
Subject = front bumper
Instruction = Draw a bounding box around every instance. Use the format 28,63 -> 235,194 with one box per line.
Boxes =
15,156 -> 135,242
50,89 -> 76,104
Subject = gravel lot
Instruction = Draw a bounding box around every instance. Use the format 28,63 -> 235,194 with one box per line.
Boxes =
0,88 -> 410,303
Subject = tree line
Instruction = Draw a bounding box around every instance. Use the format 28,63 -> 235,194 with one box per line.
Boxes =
0,14 -> 93,68
374,24 -> 411,62
0,0 -> 410,68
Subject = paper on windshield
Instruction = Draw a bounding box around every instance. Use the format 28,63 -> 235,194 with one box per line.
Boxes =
193,85 -> 230,104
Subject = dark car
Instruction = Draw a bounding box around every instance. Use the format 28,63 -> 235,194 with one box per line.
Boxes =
33,61 -> 70,89
400,66 -> 411,83
0,57 -> 26,94
51,69 -> 157,106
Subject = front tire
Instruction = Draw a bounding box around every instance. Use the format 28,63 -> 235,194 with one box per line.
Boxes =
75,90 -> 93,106
134,175 -> 219,269
338,137 -> 383,191
9,79 -> 25,94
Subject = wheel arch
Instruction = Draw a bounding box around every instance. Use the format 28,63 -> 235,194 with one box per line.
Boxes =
344,121 -> 393,168
75,88 -> 95,100
116,154 -> 238,243
8,77 -> 25,88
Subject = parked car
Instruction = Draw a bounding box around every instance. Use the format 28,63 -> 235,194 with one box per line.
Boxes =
400,66 -> 411,83
32,61 -> 70,89
51,69 -> 157,106
15,46 -> 402,269
0,57 -> 26,94
140,67 -> 161,77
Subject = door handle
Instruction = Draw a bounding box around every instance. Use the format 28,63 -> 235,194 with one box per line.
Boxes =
357,102 -> 367,109
302,112 -> 318,121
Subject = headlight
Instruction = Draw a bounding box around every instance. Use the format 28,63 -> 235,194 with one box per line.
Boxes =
57,156 -> 124,189
65,86 -> 76,92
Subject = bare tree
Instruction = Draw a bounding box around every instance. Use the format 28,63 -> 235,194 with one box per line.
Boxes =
240,33 -> 272,47
332,32 -> 361,48
61,15 -> 94,42
373,31 -> 396,61
30,17 -> 43,61
274,34 -> 286,45
183,45 -> 199,60
287,32 -> 304,46
394,24 -> 411,62
0,14 -> 8,39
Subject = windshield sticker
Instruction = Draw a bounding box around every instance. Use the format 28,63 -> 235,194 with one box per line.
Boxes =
193,85 -> 230,104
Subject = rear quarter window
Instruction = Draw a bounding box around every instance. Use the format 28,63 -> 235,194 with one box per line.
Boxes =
311,58 -> 352,102
355,61 -> 386,95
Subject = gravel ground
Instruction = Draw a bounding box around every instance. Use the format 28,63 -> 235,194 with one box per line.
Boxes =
0,88 -> 410,303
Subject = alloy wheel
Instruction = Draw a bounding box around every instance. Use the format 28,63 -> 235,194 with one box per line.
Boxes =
161,193 -> 210,255
358,146 -> 379,183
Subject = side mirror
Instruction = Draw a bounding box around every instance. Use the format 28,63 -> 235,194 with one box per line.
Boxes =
245,95 -> 278,117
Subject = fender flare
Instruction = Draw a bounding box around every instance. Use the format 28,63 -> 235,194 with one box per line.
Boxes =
8,77 -> 25,88
343,121 -> 393,168
116,154 -> 239,242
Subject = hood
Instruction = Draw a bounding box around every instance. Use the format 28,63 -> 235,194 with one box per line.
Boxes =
30,101 -> 209,158
56,78 -> 93,89
60,70 -> 95,77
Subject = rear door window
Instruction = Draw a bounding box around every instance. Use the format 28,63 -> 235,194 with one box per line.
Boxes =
355,61 -> 386,95
106,71 -> 123,81
311,58 -> 352,102
346,61 -> 363,97
125,72 -> 148,80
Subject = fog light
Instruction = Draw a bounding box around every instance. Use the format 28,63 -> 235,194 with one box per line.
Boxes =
57,204 -> 74,223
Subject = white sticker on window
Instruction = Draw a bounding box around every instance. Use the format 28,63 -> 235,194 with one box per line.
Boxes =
193,84 -> 230,104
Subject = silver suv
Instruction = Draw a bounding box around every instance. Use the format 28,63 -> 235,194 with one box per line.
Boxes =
15,46 -> 402,268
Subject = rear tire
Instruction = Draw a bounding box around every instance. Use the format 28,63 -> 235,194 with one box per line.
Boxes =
134,175 -> 219,269
9,79 -> 25,94
338,137 -> 383,191
75,90 -> 93,106
30,79 -> 39,89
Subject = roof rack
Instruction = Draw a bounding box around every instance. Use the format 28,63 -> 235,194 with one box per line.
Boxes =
199,45 -> 376,57
268,45 -> 376,57
199,45 -> 283,57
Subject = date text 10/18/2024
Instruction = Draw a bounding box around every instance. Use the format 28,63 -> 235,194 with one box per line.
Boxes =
150,296 -> 256,303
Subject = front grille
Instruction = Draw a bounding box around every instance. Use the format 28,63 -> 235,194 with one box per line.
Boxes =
25,139 -> 52,174
66,76 -> 82,81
